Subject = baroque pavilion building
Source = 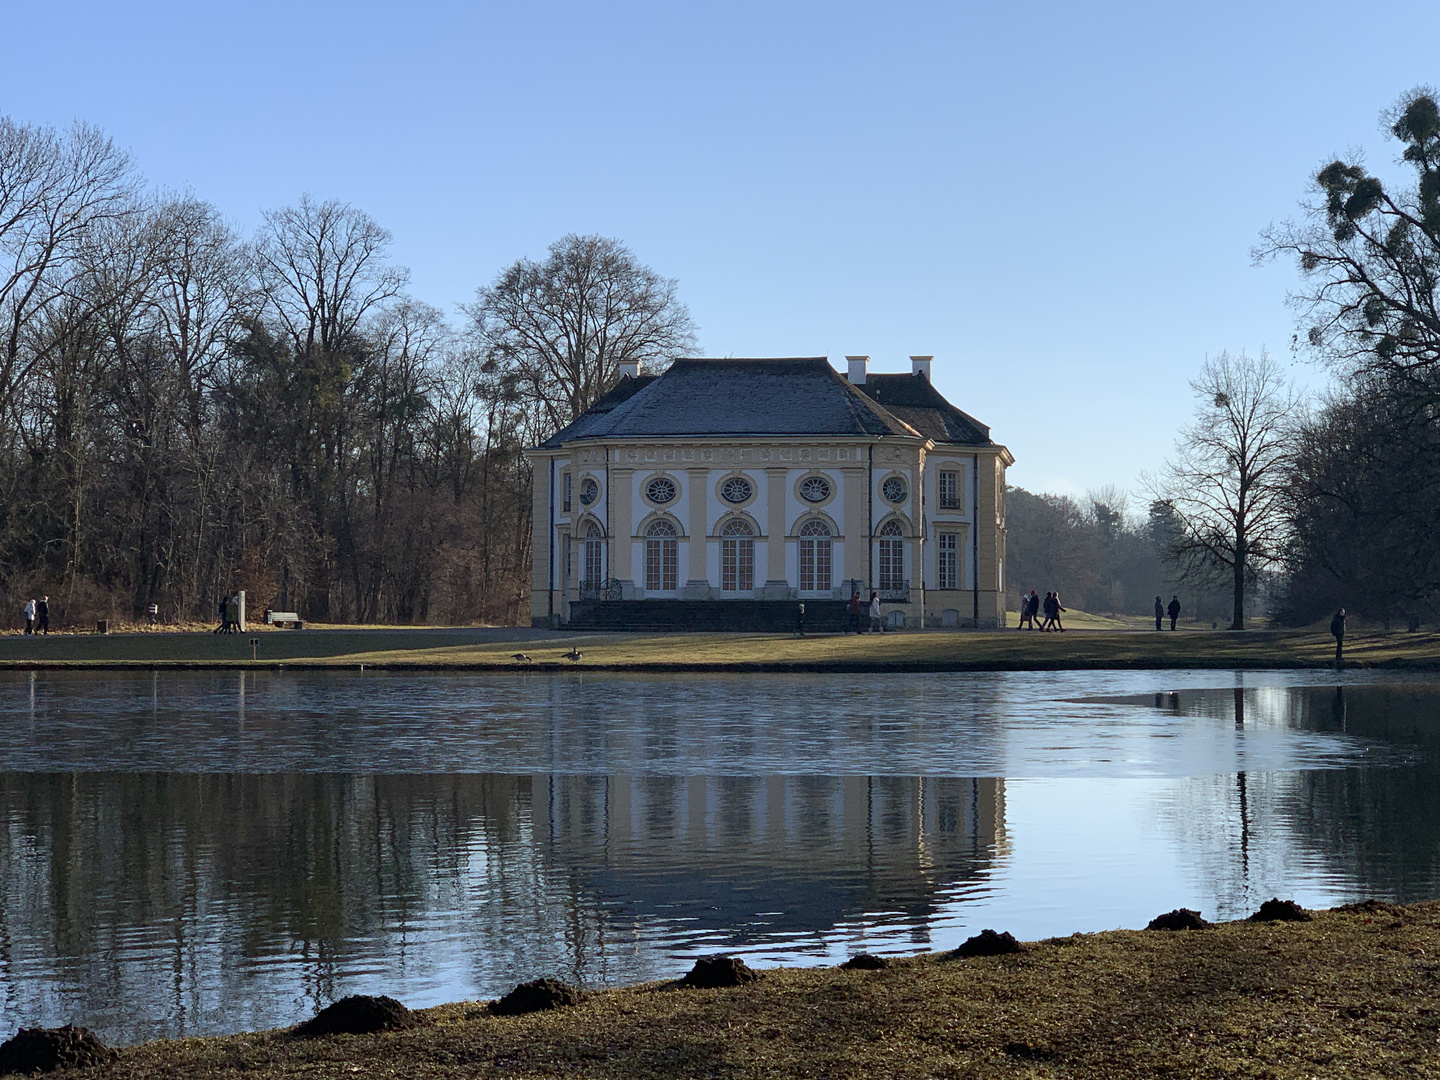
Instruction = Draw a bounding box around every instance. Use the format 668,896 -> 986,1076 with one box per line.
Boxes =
527,355 -> 1012,631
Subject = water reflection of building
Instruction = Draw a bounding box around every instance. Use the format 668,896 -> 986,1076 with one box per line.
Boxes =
535,774 -> 1007,943
0,771 -> 1005,1045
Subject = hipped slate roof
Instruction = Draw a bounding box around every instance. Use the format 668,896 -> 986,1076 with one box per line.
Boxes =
537,357 -> 998,449
538,358 -> 922,448
856,373 -> 993,445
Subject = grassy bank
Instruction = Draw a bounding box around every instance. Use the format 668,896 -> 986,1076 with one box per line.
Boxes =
96,899 -> 1440,1079
0,623 -> 1434,671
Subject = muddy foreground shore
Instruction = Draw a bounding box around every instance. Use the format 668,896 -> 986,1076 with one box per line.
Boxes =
14,898 -> 1440,1079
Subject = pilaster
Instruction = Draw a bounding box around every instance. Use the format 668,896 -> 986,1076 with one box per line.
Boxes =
760,467 -> 790,598
842,466 -> 868,586
610,467 -> 634,587
682,467 -> 711,598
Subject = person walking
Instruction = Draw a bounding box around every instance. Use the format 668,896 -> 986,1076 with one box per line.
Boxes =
848,590 -> 862,634
36,596 -> 49,635
214,595 -> 229,635
1154,595 -> 1164,631
1040,592 -> 1056,631
22,598 -> 35,636
1049,592 -> 1067,632
227,593 -> 242,633
1331,608 -> 1347,667
1167,595 -> 1182,631
1018,591 -> 1033,629
1025,589 -> 1041,630
794,601 -> 807,638
868,590 -> 884,633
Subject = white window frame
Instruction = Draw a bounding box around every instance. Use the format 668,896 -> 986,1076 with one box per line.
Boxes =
798,520 -> 832,593
645,521 -> 678,592
937,531 -> 959,590
938,470 -> 961,510
584,525 -> 604,587
720,520 -> 754,592
878,521 -> 905,591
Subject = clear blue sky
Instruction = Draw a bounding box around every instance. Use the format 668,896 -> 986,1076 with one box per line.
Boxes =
3,1 -> 1436,499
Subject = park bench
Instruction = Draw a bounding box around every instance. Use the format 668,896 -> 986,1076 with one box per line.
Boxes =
265,609 -> 304,629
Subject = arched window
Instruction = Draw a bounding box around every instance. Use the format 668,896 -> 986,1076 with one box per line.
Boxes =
720,518 -> 754,592
798,519 -> 832,593
878,520 -> 905,591
645,519 -> 678,592
584,523 -> 604,589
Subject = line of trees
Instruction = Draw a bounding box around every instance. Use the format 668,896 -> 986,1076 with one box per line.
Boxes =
0,115 -> 695,626
1004,484 -> 1231,621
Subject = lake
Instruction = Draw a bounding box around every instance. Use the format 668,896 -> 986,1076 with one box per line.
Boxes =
1,668 -> 1438,1045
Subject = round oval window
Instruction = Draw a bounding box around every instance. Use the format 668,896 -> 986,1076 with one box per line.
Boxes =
646,477 -> 677,504
799,476 -> 831,503
579,478 -> 599,505
721,477 -> 753,504
882,477 -> 907,503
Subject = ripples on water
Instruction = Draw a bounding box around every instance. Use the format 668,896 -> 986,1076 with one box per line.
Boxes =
1,668 -> 1438,1044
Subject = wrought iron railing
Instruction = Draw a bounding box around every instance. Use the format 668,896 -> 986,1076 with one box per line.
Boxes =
580,578 -> 624,601
878,580 -> 909,602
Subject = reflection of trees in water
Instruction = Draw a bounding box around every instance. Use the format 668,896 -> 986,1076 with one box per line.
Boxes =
0,772 -> 1005,1044
1153,684 -> 1440,918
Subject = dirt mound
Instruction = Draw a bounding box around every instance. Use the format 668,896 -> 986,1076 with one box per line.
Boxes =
292,995 -> 418,1038
839,953 -> 889,970
0,1026 -> 114,1074
1249,898 -> 1312,923
953,929 -> 1023,957
489,979 -> 583,1016
1338,899 -> 1398,915
1146,908 -> 1213,931
680,955 -> 761,988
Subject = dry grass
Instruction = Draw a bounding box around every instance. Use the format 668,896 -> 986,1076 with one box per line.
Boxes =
0,623 -> 1435,670
92,900 -> 1440,1079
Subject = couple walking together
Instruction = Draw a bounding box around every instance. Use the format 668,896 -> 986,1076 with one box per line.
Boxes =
21,596 -> 48,635
214,594 -> 244,634
1017,589 -> 1065,631
845,590 -> 889,634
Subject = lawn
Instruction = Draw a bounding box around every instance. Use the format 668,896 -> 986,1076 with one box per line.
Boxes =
0,618 -> 1433,670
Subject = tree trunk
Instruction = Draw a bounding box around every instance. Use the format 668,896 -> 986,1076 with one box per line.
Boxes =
1230,537 -> 1246,630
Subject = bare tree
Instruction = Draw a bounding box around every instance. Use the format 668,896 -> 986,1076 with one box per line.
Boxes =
0,119 -> 136,438
253,195 -> 407,360
464,233 -> 698,434
250,195 -> 409,618
1145,351 -> 1297,629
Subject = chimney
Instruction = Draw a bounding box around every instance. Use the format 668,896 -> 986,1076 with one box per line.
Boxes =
845,355 -> 869,385
910,355 -> 933,381
617,359 -> 641,380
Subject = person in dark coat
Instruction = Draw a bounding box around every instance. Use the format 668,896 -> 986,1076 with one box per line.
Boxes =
1154,596 -> 1164,631
1167,595 -> 1181,631
847,591 -> 862,634
1331,608 -> 1346,666
795,601 -> 806,638
36,596 -> 48,635
213,596 -> 228,635
1026,590 -> 1041,630
1040,592 -> 1058,631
